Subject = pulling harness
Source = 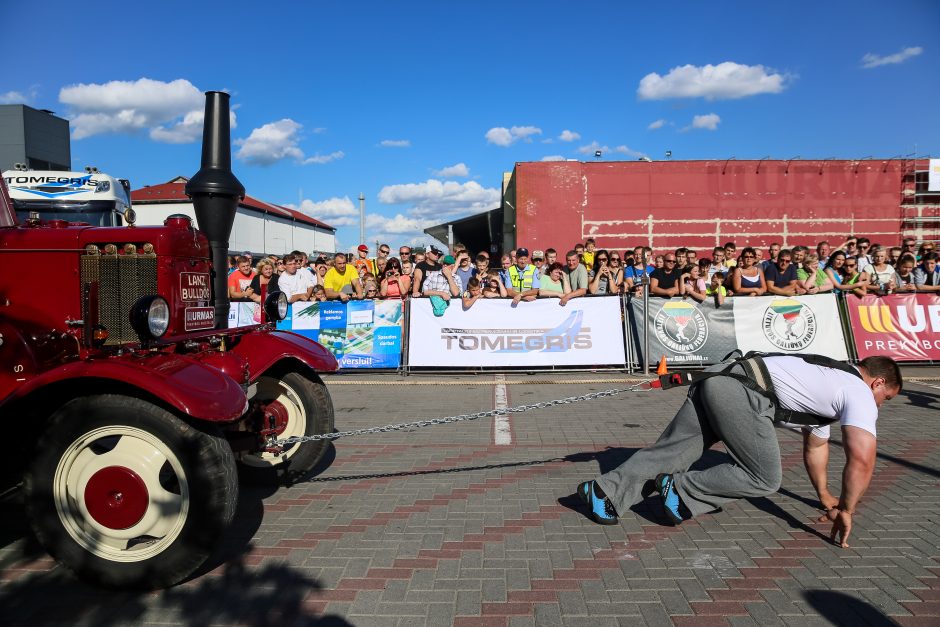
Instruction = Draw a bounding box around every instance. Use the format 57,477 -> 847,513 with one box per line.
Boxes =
653,352 -> 863,426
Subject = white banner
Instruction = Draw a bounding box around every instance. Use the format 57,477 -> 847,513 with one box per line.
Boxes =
930,159 -> 940,192
408,297 -> 626,367
731,294 -> 848,359
228,302 -> 261,328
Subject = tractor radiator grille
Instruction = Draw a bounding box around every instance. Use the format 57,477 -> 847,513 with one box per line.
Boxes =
81,251 -> 157,344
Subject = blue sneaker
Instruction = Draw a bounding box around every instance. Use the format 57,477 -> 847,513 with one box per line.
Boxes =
577,481 -> 619,525
655,474 -> 687,524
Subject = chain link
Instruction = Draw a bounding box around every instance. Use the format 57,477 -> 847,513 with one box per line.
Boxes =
274,381 -> 652,446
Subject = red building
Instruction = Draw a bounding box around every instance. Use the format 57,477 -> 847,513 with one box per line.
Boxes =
503,159 -> 938,254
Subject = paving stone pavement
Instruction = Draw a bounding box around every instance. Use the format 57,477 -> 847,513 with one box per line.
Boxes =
1,372 -> 938,626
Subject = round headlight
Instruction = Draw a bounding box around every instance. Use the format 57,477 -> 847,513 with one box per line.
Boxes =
130,295 -> 171,340
264,290 -> 289,322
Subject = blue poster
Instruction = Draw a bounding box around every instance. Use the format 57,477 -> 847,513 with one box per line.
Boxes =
277,300 -> 403,369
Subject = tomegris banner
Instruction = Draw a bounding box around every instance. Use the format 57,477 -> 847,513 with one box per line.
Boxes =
277,300 -> 403,369
631,294 -> 848,366
844,293 -> 940,361
408,297 -> 626,367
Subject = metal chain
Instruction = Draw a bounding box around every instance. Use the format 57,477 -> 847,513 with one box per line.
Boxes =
274,381 -> 652,446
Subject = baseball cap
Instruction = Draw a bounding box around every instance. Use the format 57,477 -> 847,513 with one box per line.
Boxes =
516,247 -> 529,258
442,254 -> 456,265
429,245 -> 444,256
357,244 -> 369,252
533,250 -> 544,259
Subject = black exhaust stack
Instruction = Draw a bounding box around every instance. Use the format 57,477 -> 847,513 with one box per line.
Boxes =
186,91 -> 245,329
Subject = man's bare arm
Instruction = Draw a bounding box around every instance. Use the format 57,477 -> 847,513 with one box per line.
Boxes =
825,425 -> 877,548
802,431 -> 837,509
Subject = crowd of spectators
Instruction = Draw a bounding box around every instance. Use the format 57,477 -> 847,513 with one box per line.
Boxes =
227,236 -> 940,312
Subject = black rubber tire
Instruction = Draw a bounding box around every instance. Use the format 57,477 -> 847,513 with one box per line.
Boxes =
23,395 -> 238,590
237,371 -> 334,484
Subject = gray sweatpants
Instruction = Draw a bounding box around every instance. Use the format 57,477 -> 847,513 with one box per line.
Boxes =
595,367 -> 783,518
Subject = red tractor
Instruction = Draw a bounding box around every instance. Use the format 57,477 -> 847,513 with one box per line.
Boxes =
0,92 -> 337,589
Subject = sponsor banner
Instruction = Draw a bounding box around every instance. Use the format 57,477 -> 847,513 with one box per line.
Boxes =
930,158 -> 940,192
228,302 -> 261,327
732,294 -> 848,359
629,298 -> 736,366
277,300 -> 403,369
408,297 -> 625,367
844,293 -> 940,361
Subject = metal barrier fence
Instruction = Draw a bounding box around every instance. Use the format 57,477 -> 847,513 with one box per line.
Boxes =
254,290 -> 940,371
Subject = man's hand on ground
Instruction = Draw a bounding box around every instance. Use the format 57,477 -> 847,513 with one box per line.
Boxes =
818,508 -> 852,548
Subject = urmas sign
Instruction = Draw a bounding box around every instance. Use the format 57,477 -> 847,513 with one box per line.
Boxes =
408,297 -> 625,367
845,293 -> 940,361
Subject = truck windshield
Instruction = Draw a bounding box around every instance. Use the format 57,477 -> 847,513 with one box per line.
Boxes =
13,199 -> 122,227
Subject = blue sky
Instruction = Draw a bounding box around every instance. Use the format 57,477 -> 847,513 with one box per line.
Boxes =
4,0 -> 938,251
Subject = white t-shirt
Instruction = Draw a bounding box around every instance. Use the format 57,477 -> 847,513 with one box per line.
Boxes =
863,263 -> 895,287
763,356 -> 878,440
277,270 -> 314,299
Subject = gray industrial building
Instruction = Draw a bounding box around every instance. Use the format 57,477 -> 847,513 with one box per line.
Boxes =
0,105 -> 71,171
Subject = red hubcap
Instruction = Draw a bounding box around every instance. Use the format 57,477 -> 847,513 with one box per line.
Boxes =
83,466 -> 149,530
264,400 -> 290,435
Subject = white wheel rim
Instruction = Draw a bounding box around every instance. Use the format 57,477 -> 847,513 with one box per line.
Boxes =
240,376 -> 309,468
53,426 -> 189,562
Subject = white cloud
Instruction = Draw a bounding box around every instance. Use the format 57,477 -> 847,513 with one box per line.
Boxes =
234,119 -> 342,166
485,125 -> 543,146
541,155 -> 566,161
303,150 -> 345,165
0,86 -> 38,104
380,139 -> 411,147
558,129 -> 581,142
648,119 -> 667,130
690,113 -> 721,131
59,78 -> 207,140
235,119 -> 304,165
289,196 -> 359,227
432,162 -> 470,178
861,46 -> 923,68
378,178 -> 500,221
577,141 -> 647,159
637,62 -> 788,100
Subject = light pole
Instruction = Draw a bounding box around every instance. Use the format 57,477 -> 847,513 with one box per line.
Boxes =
358,192 -> 365,247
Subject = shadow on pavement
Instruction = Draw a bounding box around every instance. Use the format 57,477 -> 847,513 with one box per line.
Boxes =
803,589 -> 896,626
0,554 -> 352,626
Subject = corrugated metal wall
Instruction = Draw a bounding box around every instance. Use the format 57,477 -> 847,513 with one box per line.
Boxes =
515,159 -> 913,254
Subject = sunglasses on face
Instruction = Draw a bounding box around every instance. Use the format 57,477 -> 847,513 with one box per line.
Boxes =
379,248 -> 390,254
743,254 -> 755,258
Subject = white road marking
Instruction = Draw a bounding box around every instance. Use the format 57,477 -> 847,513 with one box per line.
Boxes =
910,380 -> 940,392
493,374 -> 512,445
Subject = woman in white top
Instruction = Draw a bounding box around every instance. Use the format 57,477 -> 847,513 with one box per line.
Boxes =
862,248 -> 894,294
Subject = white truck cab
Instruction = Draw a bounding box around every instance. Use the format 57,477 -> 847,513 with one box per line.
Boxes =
2,168 -> 132,226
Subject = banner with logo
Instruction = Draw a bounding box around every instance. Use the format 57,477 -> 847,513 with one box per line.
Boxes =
731,294 -> 848,359
228,302 -> 261,328
844,293 -> 940,361
629,298 -> 736,365
408,297 -> 626,367
630,294 -> 848,366
930,158 -> 940,192
277,300 -> 403,368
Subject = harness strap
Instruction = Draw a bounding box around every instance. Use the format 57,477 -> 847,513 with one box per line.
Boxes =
655,353 -> 862,426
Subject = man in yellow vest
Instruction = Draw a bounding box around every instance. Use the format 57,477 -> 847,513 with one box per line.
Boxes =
504,247 -> 541,304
